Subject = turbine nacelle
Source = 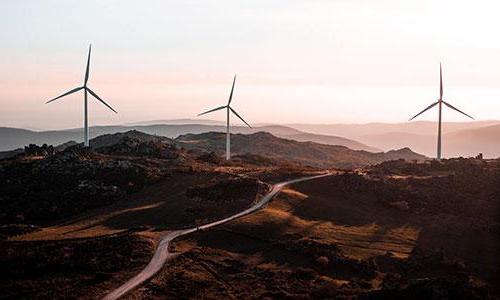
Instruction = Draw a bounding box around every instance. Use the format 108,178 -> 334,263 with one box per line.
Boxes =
197,75 -> 251,128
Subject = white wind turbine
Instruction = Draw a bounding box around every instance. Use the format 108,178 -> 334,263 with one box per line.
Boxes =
46,44 -> 117,147
409,63 -> 474,160
198,75 -> 251,160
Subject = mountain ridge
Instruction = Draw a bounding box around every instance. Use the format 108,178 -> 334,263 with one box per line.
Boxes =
176,131 -> 426,168
0,124 -> 378,152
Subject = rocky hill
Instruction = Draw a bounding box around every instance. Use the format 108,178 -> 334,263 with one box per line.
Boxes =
88,130 -> 182,159
128,158 -> 499,299
0,124 -> 377,152
0,131 -> 196,229
0,130 -> 425,231
177,131 -> 426,168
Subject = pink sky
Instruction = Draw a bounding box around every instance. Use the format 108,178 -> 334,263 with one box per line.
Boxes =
1,0 -> 500,129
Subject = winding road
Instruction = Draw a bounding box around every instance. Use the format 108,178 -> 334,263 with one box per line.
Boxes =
103,173 -> 331,300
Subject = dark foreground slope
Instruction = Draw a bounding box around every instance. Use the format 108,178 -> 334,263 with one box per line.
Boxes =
3,130 -> 473,299
178,131 -> 426,168
0,233 -> 154,299
1,131 -> 311,298
0,135 -> 187,228
1,130 -> 297,231
129,158 -> 499,299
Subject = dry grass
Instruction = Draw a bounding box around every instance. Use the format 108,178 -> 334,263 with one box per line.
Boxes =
129,172 -> 495,299
14,171 -> 249,241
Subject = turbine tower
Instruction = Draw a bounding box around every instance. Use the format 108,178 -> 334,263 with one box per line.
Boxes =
46,44 -> 117,147
198,75 -> 251,160
409,63 -> 474,160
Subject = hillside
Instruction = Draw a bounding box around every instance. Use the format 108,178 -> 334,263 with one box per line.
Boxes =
177,131 -> 425,168
5,120 -> 498,158
128,159 -> 499,299
88,130 -> 171,149
0,124 -> 376,152
0,130 -> 301,231
0,129 -> 424,170
2,130 -> 494,299
0,133 -> 289,298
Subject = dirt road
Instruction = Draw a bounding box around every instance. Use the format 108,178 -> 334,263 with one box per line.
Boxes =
103,173 -> 331,300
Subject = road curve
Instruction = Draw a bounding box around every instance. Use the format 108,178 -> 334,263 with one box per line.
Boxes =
103,173 -> 331,300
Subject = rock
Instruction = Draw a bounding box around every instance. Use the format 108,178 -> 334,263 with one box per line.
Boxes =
24,144 -> 56,157
316,256 -> 330,267
382,273 -> 402,290
196,152 -> 221,164
389,200 -> 410,211
90,131 -> 181,159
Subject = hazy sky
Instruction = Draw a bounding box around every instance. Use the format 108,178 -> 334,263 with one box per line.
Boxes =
1,0 -> 500,129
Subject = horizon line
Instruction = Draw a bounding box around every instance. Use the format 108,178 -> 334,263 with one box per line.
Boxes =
1,118 -> 498,132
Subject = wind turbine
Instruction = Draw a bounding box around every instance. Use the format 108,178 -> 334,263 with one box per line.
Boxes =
409,63 -> 474,160
198,75 -> 251,160
46,44 -> 117,147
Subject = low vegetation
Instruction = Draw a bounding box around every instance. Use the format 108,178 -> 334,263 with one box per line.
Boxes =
0,233 -> 153,299
1,131 -> 497,299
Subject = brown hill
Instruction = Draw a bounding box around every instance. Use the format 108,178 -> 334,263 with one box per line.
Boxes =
88,130 -> 171,149
177,131 -> 426,168
0,124 -> 377,152
130,159 -> 498,299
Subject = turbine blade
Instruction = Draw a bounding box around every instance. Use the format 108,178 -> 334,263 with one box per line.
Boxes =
440,62 -> 443,99
409,101 -> 439,121
443,101 -> 474,120
229,106 -> 251,128
84,44 -> 92,85
46,86 -> 83,104
227,75 -> 236,105
86,87 -> 117,113
197,105 -> 226,116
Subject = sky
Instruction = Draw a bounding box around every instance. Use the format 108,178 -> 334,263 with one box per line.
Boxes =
1,0 -> 500,130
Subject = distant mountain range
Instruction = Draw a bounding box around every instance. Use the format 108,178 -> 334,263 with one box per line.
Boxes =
124,118 -> 226,126
0,124 -> 378,153
2,119 -> 499,158
287,120 -> 500,136
0,128 -> 426,168
287,120 -> 500,158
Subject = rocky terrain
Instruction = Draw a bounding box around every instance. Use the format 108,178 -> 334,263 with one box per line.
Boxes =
0,233 -> 154,299
0,130 -> 313,298
1,130 -> 496,299
1,130 -> 335,234
0,123 -> 377,152
0,145 -> 182,228
177,131 -> 426,168
3,120 -> 500,160
128,158 -> 499,299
